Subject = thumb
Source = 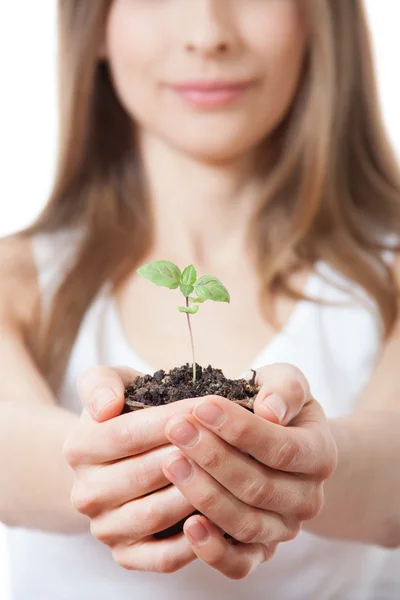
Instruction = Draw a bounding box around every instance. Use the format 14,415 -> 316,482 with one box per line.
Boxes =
77,365 -> 144,422
249,363 -> 311,426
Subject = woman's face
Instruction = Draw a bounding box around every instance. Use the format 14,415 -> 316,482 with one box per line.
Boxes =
104,0 -> 308,162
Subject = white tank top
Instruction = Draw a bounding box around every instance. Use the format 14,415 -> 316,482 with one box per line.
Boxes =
6,232 -> 400,599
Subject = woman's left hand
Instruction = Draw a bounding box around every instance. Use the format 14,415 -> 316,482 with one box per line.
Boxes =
162,363 -> 338,580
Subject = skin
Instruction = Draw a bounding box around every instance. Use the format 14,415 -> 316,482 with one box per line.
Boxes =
1,0 -> 400,582
105,0 -> 307,162
66,364 -> 336,577
107,0 -> 309,379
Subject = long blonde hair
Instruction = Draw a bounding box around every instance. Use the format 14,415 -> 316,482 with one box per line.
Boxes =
26,0 -> 400,390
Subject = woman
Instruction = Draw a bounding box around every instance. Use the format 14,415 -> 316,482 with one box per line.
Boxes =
1,0 -> 400,598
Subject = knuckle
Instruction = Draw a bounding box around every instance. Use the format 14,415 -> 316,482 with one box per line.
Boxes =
272,436 -> 304,471
323,455 -> 337,479
197,488 -> 219,513
111,422 -> 137,455
77,367 -> 95,395
267,364 -> 309,402
128,458 -> 154,493
293,482 -> 324,521
112,547 -> 133,571
78,365 -> 108,398
243,478 -> 278,510
232,515 -> 263,544
229,419 -> 253,446
261,543 -> 278,563
63,438 -> 80,468
308,485 -> 325,519
323,437 -> 338,478
283,364 -> 309,392
201,447 -> 221,470
292,483 -> 325,521
313,432 -> 338,479
283,522 -> 301,542
280,517 -> 301,542
287,377 -> 306,404
90,518 -> 114,545
141,501 -> 162,533
204,546 -> 228,571
296,498 -> 318,521
156,549 -> 183,574
71,485 -> 101,517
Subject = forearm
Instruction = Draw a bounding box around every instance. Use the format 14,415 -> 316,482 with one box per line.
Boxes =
0,401 -> 89,534
304,410 -> 400,547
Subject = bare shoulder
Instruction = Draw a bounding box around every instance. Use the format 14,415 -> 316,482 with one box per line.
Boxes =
0,234 -> 56,404
0,233 -> 39,329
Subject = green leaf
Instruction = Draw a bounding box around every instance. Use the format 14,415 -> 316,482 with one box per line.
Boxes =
189,296 -> 205,305
178,304 -> 200,314
137,260 -> 181,290
181,264 -> 197,286
193,276 -> 231,303
180,283 -> 194,297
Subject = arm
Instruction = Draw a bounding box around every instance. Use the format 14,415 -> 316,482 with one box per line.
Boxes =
304,410 -> 400,547
304,258 -> 400,547
0,236 -> 88,534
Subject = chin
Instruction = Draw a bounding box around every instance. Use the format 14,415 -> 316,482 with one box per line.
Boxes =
167,128 -> 263,166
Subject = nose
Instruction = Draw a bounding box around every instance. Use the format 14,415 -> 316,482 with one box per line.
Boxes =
182,0 -> 239,58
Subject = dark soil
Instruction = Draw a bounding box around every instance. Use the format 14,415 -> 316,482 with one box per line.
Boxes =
123,363 -> 259,541
123,363 -> 259,413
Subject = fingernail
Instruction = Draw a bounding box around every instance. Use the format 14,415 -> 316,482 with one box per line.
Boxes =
91,388 -> 116,417
194,401 -> 224,426
186,521 -> 209,543
166,457 -> 193,482
167,418 -> 199,446
263,394 -> 287,423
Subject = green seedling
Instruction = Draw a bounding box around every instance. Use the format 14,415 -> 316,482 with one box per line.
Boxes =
137,260 -> 230,383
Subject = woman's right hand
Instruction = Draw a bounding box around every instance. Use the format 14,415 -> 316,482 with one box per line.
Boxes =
63,365 -> 200,573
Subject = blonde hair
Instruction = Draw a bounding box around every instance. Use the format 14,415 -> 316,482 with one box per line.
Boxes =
26,0 -> 400,390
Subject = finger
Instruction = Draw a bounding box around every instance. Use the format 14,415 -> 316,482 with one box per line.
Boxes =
88,484 -> 195,546
64,395 -> 202,466
250,363 -> 313,426
164,415 -> 323,517
162,450 -> 292,546
71,445 -> 177,517
112,534 -> 196,573
183,515 -> 276,579
77,365 -> 143,422
191,396 -> 333,476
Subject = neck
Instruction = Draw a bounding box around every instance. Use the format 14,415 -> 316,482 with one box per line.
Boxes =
139,130 -> 263,270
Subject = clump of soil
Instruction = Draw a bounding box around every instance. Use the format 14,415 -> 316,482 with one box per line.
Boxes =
123,363 -> 259,540
123,363 -> 259,413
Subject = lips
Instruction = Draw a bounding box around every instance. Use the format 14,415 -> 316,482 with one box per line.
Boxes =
170,80 -> 253,108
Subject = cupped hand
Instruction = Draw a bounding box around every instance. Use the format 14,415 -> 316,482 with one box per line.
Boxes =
63,365 -> 201,574
162,363 -> 338,580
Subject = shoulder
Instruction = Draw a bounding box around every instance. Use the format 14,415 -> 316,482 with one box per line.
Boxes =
0,233 -> 39,331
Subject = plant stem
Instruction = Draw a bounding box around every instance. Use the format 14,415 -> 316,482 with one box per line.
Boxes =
186,297 -> 196,383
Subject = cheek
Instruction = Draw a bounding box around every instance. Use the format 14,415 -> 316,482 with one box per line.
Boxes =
105,4 -> 165,119
244,3 -> 308,120
103,0 -> 308,162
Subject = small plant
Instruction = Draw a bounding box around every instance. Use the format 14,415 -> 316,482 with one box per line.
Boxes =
137,260 -> 230,383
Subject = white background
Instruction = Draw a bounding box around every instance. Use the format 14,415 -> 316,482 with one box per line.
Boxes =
1,2 -> 400,598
